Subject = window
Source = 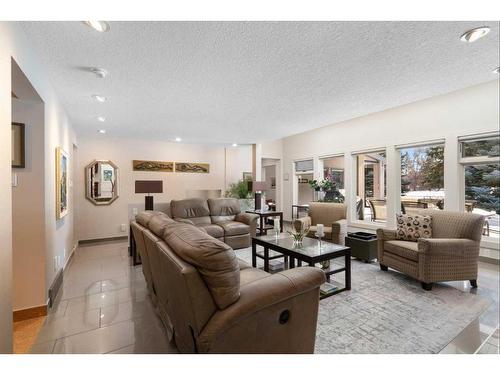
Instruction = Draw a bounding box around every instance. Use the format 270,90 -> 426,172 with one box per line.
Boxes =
400,144 -> 445,213
460,135 -> 500,239
295,159 -> 313,172
322,156 -> 345,202
354,151 -> 386,222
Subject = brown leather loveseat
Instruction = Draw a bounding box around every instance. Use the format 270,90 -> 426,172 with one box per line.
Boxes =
131,210 -> 325,353
170,197 -> 258,249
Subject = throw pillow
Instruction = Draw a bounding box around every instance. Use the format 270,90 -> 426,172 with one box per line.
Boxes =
396,213 -> 432,242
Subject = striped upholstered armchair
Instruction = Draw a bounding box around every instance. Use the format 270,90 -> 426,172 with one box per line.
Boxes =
377,210 -> 484,290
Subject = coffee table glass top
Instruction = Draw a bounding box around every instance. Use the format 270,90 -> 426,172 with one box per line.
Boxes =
255,233 -> 348,257
246,209 -> 282,214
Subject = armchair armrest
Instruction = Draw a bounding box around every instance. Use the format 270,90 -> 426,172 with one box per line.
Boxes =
376,228 -> 397,241
293,216 -> 311,232
331,219 -> 347,245
418,238 -> 479,257
197,267 -> 325,353
235,212 -> 259,237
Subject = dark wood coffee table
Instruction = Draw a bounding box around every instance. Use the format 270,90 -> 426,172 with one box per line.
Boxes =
252,234 -> 351,299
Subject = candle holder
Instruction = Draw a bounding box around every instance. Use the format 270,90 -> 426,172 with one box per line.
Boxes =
315,232 -> 325,247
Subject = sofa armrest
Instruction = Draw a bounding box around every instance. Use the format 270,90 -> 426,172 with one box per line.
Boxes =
293,216 -> 312,232
418,238 -> 480,257
197,267 -> 325,353
235,213 -> 259,237
331,219 -> 347,245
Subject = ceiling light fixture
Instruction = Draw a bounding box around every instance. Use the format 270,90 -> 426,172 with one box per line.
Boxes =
84,21 -> 110,33
175,137 -> 182,142
232,143 -> 238,147
98,129 -> 106,134
460,27 -> 490,43
97,116 -> 106,122
90,67 -> 108,78
493,67 -> 500,74
92,94 -> 106,102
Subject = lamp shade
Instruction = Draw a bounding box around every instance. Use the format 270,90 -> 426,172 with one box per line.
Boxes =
135,180 -> 163,194
249,181 -> 267,192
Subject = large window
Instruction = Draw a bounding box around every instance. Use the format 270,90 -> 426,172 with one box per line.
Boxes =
400,144 -> 445,214
460,135 -> 500,239
355,151 -> 386,222
322,156 -> 345,202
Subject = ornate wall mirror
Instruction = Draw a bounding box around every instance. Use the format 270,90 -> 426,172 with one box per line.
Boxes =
85,160 -> 119,205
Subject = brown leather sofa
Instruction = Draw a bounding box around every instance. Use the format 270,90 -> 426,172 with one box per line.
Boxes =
169,198 -> 258,249
131,210 -> 325,353
293,202 -> 347,245
377,209 -> 485,290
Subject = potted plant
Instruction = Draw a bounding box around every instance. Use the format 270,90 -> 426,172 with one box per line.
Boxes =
225,179 -> 254,211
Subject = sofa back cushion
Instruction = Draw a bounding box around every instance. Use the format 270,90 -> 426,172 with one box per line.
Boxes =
170,198 -> 211,225
395,213 -> 432,242
163,223 -> 240,309
309,202 -> 346,226
148,212 -> 176,237
417,209 -> 484,242
208,198 -> 241,223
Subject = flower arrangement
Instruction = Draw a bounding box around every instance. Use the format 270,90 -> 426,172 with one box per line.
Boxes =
287,226 -> 310,244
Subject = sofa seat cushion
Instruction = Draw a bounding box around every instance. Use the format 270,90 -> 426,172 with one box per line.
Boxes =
217,221 -> 250,237
198,223 -> 224,238
307,226 -> 332,240
238,259 -> 252,270
240,267 -> 269,287
384,240 -> 419,262
163,224 -> 240,309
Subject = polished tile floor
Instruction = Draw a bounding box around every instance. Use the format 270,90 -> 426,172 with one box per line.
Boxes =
29,240 -> 177,354
27,239 -> 499,354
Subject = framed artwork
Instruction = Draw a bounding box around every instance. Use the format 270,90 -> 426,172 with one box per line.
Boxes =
56,147 -> 69,220
175,162 -> 210,173
242,172 -> 253,180
11,122 -> 25,168
132,160 -> 174,172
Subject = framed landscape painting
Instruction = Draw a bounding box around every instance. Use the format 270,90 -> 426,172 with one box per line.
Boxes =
56,147 -> 69,220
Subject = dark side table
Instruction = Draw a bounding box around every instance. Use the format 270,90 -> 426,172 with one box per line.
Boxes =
246,209 -> 283,236
345,232 -> 378,263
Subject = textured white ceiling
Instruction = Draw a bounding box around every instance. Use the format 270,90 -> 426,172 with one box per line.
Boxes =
19,21 -> 499,144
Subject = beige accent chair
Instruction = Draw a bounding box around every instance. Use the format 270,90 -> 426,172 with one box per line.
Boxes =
294,202 -> 347,245
377,209 -> 485,290
131,211 -> 325,353
170,197 -> 258,249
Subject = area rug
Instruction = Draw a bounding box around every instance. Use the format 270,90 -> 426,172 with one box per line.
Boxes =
234,247 -> 492,354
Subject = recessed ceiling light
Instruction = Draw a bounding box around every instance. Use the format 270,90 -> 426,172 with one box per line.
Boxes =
84,21 -> 110,32
92,94 -> 106,102
460,27 -> 490,43
90,67 -> 108,78
98,129 -> 106,134
494,67 -> 500,74
232,143 -> 238,147
175,137 -> 182,142
97,116 -> 106,122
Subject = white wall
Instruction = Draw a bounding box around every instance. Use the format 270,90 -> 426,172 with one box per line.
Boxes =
0,22 -> 77,352
76,136 -> 251,241
11,98 -> 46,311
279,81 -> 499,233
225,145 -> 252,186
